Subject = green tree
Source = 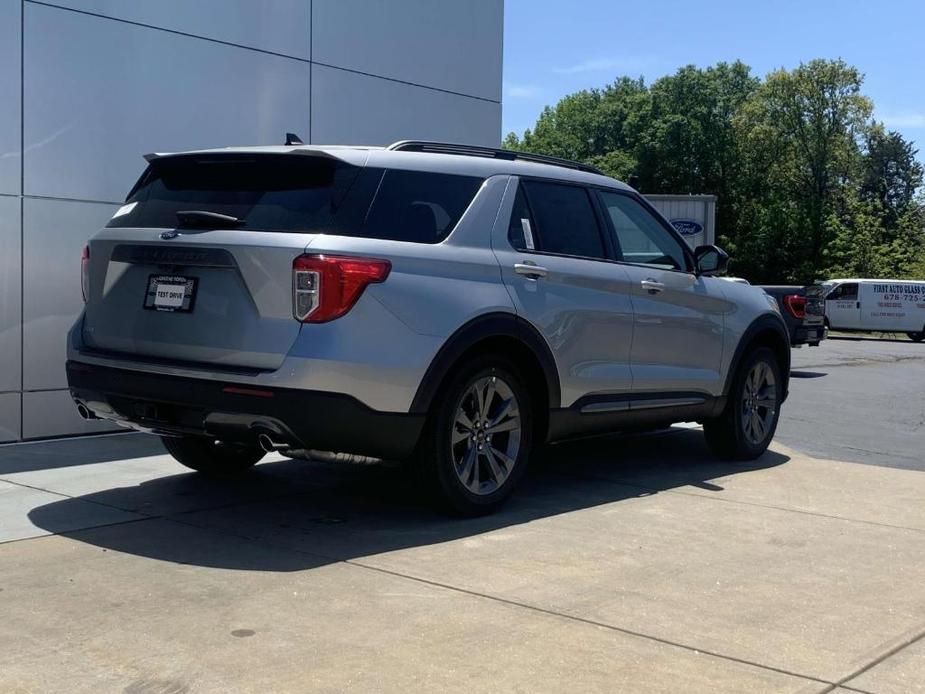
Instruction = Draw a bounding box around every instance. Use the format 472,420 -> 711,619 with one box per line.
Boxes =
735,59 -> 873,280
860,126 -> 924,229
632,62 -> 758,268
504,58 -> 923,284
633,62 -> 758,194
504,76 -> 647,166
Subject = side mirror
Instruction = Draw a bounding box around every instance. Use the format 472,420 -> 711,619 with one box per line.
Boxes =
694,245 -> 729,276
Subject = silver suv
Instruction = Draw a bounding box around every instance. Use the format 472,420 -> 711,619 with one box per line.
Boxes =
67,140 -> 790,514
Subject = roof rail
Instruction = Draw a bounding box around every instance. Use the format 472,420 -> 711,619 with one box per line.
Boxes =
386,140 -> 605,176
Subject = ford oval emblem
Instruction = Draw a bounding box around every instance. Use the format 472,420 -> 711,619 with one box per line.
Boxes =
670,219 -> 703,236
160,230 -> 179,240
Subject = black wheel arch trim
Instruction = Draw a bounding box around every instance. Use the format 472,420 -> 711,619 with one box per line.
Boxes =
723,313 -> 791,402
410,312 -> 561,414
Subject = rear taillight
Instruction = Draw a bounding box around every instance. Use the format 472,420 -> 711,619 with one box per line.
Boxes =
292,254 -> 391,323
80,244 -> 90,303
783,294 -> 806,319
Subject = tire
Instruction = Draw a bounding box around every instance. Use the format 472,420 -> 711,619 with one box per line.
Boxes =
907,331 -> 924,343
703,347 -> 782,460
161,435 -> 265,476
415,355 -> 534,516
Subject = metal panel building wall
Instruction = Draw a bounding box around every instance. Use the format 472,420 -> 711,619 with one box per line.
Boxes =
645,194 -> 717,250
0,0 -> 503,442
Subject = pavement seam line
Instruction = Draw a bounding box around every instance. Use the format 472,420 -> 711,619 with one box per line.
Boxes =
549,468 -> 925,534
342,559 -> 834,686
0,466 -> 322,522
818,625 -> 925,693
21,498 -> 887,689
151,512 -> 829,684
0,430 -> 138,448
0,516 -> 154,546
0,476 -> 76,498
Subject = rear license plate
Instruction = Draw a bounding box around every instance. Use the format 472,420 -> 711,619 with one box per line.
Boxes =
144,274 -> 198,313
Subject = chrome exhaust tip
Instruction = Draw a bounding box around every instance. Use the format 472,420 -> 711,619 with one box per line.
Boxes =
75,403 -> 95,421
257,433 -> 288,453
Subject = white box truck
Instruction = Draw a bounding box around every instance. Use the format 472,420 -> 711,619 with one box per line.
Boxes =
822,279 -> 925,341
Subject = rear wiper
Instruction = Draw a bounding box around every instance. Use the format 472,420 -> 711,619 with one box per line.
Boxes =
176,210 -> 245,228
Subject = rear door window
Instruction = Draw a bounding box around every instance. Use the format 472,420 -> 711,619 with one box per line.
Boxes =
520,181 -> 607,259
363,170 -> 484,243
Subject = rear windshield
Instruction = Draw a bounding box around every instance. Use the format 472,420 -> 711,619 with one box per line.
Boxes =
108,154 -> 483,243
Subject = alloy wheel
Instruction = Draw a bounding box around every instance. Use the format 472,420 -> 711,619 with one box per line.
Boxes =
741,360 -> 777,445
450,375 -> 522,495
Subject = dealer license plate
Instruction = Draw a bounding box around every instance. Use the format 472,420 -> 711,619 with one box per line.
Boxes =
144,274 -> 198,313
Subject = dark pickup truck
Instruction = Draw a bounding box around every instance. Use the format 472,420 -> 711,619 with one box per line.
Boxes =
760,285 -> 827,347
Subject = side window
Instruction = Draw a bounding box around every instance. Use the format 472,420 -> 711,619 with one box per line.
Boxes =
520,181 -> 606,259
507,185 -> 536,251
363,170 -> 483,243
831,283 -> 858,301
598,191 -> 687,271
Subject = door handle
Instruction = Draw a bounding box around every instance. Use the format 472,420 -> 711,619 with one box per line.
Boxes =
514,262 -> 548,280
641,279 -> 665,294
856,301 -> 860,309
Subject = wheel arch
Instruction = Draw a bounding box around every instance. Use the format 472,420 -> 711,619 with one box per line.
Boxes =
723,314 -> 791,402
410,312 -> 560,440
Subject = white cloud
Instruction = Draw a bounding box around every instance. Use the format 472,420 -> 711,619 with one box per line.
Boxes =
880,112 -> 925,128
505,82 -> 540,99
553,57 -> 654,75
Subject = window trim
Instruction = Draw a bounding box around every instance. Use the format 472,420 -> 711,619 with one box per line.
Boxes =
594,188 -> 696,274
508,176 -> 617,264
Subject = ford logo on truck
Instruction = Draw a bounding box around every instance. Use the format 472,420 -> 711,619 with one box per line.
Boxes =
670,219 -> 703,236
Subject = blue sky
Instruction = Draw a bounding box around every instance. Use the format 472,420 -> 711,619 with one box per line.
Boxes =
502,0 -> 925,162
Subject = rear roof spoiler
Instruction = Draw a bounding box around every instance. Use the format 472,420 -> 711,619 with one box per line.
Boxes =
142,148 -> 344,164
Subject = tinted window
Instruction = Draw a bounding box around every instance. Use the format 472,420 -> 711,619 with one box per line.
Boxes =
828,283 -> 858,301
522,181 -> 605,259
108,157 -> 483,243
363,170 -> 483,243
507,185 -> 537,251
599,191 -> 687,271
108,154 -> 378,234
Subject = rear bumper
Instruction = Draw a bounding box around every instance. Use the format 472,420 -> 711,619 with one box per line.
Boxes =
792,324 -> 827,345
66,360 -> 425,459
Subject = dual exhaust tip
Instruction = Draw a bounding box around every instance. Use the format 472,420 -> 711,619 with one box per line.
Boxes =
76,402 -> 288,454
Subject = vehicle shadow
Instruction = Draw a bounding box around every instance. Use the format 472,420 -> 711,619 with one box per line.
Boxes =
790,370 -> 827,379
27,429 -> 790,573
0,433 -> 165,475
828,335 -> 916,344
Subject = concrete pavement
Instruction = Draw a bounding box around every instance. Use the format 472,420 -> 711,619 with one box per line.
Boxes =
1,425 -> 923,693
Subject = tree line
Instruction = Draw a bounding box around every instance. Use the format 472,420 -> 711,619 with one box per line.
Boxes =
503,60 -> 925,284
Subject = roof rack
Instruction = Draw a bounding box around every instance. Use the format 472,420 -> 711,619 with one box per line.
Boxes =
387,140 -> 605,176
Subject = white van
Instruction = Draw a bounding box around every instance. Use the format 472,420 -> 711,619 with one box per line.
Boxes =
823,279 -> 925,342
